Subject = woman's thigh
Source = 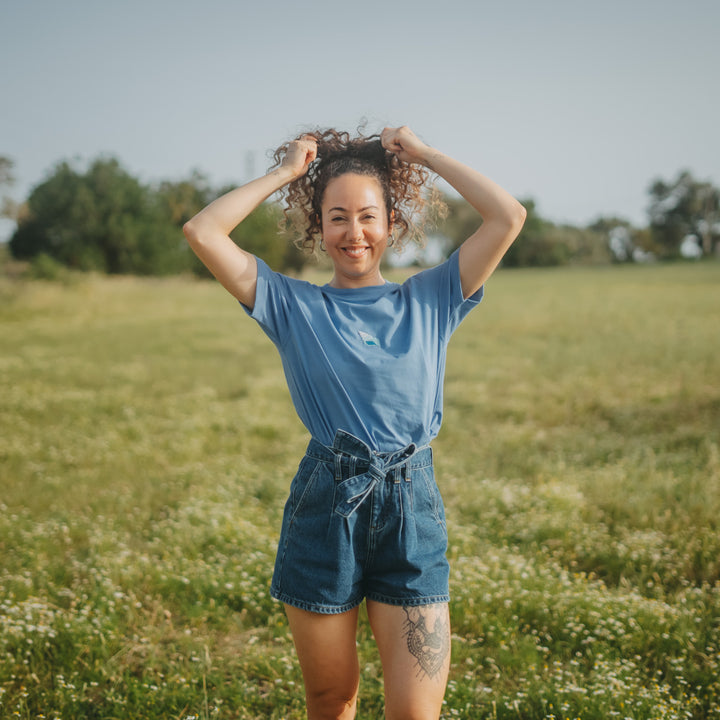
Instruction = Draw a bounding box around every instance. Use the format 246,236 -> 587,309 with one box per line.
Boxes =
366,600 -> 450,720
284,604 -> 361,720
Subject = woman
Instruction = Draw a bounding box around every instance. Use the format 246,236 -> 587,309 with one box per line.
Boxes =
184,125 -> 525,720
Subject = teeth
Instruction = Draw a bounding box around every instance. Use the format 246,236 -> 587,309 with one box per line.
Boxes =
344,247 -> 367,258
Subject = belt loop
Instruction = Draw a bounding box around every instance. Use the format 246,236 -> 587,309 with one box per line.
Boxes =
323,434 -> 428,518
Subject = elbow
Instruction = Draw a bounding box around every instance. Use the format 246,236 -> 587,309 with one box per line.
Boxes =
506,201 -> 527,242
182,217 -> 202,248
500,201 -> 526,252
496,201 -> 526,242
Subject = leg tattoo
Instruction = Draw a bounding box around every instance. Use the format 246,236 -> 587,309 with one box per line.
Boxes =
402,605 -> 450,679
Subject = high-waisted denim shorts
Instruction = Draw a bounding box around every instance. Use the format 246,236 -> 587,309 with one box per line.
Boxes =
270,430 -> 450,614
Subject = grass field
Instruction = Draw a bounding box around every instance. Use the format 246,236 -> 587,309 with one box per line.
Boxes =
1,260 -> 719,719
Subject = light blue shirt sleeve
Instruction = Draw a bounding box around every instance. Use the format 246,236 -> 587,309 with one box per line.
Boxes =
242,257 -> 296,347
403,248 -> 484,341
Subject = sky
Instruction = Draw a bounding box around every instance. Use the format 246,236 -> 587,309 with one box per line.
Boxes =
1,0 -> 719,242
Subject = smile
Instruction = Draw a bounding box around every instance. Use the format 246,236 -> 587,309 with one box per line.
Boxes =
342,246 -> 369,259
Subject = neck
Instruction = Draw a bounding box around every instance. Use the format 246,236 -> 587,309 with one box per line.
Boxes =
329,271 -> 385,289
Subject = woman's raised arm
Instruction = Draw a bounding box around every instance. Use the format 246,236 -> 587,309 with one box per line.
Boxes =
381,126 -> 526,299
183,136 -> 317,309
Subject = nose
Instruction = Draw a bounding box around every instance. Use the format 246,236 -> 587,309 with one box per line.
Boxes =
348,218 -> 363,241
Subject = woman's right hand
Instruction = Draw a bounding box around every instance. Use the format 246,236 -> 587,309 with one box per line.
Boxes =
280,135 -> 318,180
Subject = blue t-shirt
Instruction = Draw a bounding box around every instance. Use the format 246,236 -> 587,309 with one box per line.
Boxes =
244,249 -> 483,452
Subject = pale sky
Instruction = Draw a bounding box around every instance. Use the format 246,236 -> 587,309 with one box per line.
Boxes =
2,0 -> 719,242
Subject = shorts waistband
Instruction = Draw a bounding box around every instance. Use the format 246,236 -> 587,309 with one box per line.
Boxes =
304,430 -> 433,518
305,430 -> 432,469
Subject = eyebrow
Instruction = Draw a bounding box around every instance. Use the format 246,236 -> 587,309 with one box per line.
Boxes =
328,205 -> 380,213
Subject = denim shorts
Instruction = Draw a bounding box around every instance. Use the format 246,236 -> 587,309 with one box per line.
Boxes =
270,430 -> 450,614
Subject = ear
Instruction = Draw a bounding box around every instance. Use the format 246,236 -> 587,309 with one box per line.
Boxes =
388,209 -> 395,231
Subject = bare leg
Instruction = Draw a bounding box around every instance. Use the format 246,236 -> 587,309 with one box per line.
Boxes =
366,600 -> 450,720
284,604 -> 361,720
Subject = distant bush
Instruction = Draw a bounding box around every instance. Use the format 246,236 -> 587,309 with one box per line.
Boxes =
9,158 -> 308,277
27,252 -> 69,281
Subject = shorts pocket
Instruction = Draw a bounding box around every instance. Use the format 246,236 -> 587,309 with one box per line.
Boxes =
274,459 -> 335,590
287,459 -> 334,528
416,466 -> 447,529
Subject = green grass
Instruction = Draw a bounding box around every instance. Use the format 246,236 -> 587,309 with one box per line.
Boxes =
1,261 -> 719,719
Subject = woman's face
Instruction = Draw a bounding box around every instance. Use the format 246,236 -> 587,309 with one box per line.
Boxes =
320,173 -> 391,289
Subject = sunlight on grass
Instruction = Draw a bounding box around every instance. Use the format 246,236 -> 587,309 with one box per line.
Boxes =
1,262 -> 718,718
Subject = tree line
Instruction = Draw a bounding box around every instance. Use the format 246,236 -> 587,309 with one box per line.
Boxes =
1,155 -> 718,278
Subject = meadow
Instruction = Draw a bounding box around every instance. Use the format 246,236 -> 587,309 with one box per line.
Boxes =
1,260 -> 719,719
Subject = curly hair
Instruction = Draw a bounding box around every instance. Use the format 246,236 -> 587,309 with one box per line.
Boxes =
270,127 -> 446,254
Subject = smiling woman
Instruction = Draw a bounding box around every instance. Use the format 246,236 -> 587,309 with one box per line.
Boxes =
321,173 -> 389,288
182,124 -> 525,719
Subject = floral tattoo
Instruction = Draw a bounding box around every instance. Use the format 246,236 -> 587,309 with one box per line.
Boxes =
402,605 -> 450,679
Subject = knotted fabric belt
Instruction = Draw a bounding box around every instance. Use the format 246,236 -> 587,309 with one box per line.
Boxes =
306,430 -> 429,519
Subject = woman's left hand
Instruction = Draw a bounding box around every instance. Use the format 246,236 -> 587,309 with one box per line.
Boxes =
381,126 -> 434,167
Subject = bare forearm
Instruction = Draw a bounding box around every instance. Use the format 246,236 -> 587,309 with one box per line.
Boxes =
181,135 -> 317,308
184,166 -> 295,241
381,126 -> 526,296
424,149 -> 525,227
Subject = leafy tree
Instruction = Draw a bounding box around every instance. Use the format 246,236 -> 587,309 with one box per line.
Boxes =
589,217 -> 653,263
229,198 -> 306,274
1,156 -> 16,219
550,224 -> 612,265
10,157 -> 310,277
157,171 -> 213,227
0,156 -> 12,186
437,193 -> 482,253
439,195 -> 610,267
648,171 -> 720,258
502,199 -> 572,267
11,158 -> 196,275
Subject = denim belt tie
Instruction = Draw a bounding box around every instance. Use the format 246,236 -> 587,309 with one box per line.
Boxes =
326,430 -> 425,519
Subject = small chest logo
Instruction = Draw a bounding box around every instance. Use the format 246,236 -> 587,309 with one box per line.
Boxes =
359,331 -> 380,347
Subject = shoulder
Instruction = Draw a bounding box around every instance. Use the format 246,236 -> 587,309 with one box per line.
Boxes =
245,256 -> 324,328
255,257 -> 322,296
401,250 -> 460,294
400,249 -> 483,327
